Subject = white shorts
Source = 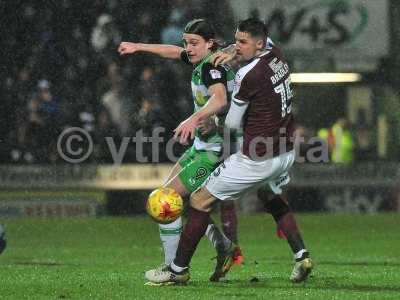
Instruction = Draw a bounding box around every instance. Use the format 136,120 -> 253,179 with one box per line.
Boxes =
204,150 -> 295,201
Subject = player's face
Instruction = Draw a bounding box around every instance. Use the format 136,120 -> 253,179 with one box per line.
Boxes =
234,30 -> 264,62
183,33 -> 213,64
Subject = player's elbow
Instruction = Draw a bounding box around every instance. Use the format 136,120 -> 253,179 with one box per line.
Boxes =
218,97 -> 228,111
214,91 -> 228,110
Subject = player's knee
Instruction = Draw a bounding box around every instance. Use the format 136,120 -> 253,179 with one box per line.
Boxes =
220,200 -> 235,210
190,191 -> 206,212
264,195 -> 290,218
189,189 -> 215,212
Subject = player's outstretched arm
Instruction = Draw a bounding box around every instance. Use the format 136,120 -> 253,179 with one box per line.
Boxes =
118,42 -> 184,59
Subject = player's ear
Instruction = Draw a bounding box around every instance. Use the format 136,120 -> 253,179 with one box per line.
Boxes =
206,39 -> 215,50
255,38 -> 264,50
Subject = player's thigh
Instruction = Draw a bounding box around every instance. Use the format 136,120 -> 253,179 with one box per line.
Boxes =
163,161 -> 190,198
190,186 -> 219,212
220,200 -> 235,210
163,149 -> 218,198
163,149 -> 190,185
164,173 -> 190,199
204,152 -> 274,201
176,150 -> 220,194
263,150 -> 296,195
162,148 -> 194,197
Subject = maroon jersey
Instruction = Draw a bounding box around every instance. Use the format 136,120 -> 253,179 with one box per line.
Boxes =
232,47 -> 295,159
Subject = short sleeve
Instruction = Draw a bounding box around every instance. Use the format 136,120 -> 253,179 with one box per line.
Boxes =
201,63 -> 228,88
180,50 -> 191,65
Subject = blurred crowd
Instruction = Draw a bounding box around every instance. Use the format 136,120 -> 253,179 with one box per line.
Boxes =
0,1 -> 376,165
0,0 -> 234,164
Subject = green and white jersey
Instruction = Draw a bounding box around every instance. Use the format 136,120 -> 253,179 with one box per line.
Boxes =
181,51 -> 235,152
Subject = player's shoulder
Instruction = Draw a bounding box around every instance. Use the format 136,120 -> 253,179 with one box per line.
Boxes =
271,46 -> 285,60
202,61 -> 229,74
236,57 -> 261,83
262,46 -> 287,65
201,62 -> 228,81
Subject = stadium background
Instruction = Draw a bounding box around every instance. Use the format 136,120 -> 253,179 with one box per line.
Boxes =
0,0 -> 398,216
0,1 -> 399,299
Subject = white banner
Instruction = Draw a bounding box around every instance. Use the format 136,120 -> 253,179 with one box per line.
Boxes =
230,0 -> 389,70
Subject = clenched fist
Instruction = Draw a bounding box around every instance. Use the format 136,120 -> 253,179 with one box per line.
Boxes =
118,42 -> 142,55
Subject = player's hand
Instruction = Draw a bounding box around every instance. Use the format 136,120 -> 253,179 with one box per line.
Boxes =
173,115 -> 200,144
118,42 -> 141,55
211,50 -> 236,66
198,116 -> 217,135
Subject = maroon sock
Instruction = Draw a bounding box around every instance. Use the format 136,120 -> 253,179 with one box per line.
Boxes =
262,194 -> 306,254
174,207 -> 210,268
220,201 -> 238,244
277,212 -> 306,254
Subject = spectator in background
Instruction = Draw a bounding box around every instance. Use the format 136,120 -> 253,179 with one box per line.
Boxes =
25,80 -> 61,163
94,109 -> 121,163
137,66 -> 161,105
98,61 -> 131,136
294,125 -> 328,164
101,83 -> 130,136
91,14 -> 121,56
97,61 -> 122,105
161,0 -> 188,45
36,80 -> 59,124
0,1 -> 236,164
132,98 -> 164,162
133,98 -> 162,135
354,109 -> 374,161
318,118 -> 354,164
77,105 -> 96,134
15,68 -> 34,110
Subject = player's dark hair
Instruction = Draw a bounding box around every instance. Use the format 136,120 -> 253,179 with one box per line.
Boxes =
237,18 -> 267,40
184,19 -> 220,51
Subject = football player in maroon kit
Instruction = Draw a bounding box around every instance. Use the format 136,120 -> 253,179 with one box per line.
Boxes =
146,18 -> 312,285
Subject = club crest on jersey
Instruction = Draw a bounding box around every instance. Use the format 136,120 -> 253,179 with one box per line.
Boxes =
195,91 -> 207,106
210,69 -> 221,79
233,73 -> 242,94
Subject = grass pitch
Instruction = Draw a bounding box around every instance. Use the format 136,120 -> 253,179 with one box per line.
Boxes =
0,214 -> 399,299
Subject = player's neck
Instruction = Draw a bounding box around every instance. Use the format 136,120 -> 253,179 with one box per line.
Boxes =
255,49 -> 269,58
245,50 -> 269,64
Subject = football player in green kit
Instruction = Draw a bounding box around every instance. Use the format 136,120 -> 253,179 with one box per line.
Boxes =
118,19 -> 242,284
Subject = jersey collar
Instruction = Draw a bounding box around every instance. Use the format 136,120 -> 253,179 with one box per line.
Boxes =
193,52 -> 213,71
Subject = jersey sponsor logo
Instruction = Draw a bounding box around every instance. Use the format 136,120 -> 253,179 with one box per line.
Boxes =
212,162 -> 226,177
195,167 -> 208,180
274,173 -> 289,188
268,57 -> 283,73
189,167 -> 208,186
210,69 -> 222,79
233,73 -> 242,94
195,91 -> 208,106
269,58 -> 290,85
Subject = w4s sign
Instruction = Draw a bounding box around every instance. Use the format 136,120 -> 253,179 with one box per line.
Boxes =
231,0 -> 389,57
